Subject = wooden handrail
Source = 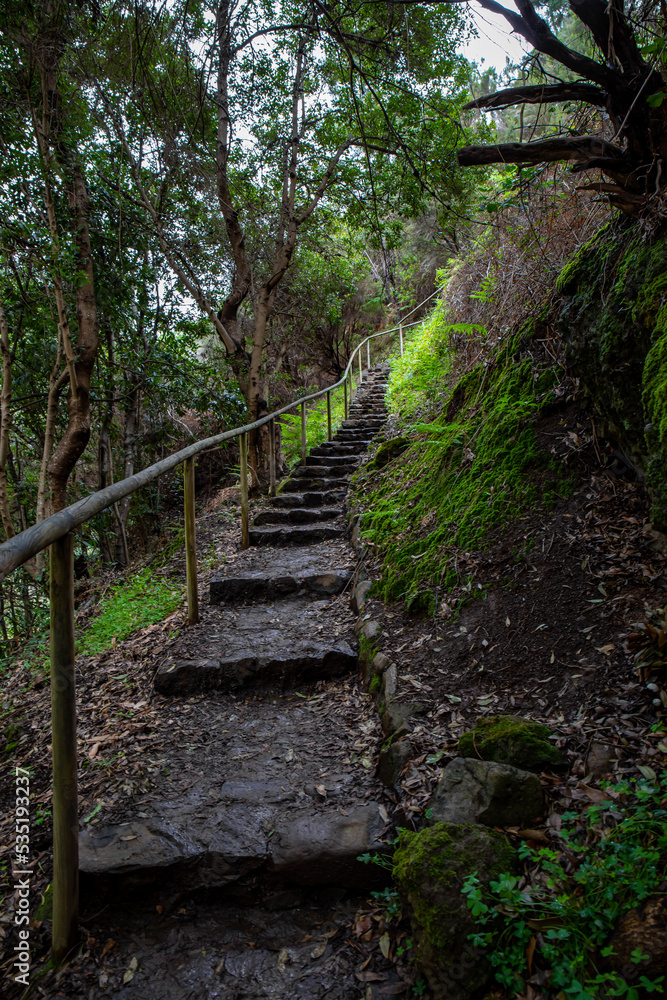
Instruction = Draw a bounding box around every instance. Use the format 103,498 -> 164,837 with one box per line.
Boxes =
0,316 -> 424,582
3,293 -> 434,965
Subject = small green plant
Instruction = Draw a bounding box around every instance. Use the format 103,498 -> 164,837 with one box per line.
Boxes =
79,567 -> 180,656
462,774 -> 667,1000
371,885 -> 402,920
34,804 -> 52,827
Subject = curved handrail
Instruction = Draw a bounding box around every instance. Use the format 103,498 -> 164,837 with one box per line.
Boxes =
0,299 -> 433,582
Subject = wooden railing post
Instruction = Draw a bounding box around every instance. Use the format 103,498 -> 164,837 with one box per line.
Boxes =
358,350 -> 362,384
326,390 -> 332,441
300,401 -> 307,466
269,418 -> 277,496
183,457 -> 199,625
366,339 -> 371,372
344,379 -> 348,420
239,432 -> 249,549
50,532 -> 79,965
399,322 -> 404,356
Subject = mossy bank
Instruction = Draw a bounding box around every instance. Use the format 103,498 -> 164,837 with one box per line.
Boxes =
556,218 -> 667,530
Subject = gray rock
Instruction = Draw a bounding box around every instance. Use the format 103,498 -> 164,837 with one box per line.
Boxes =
360,620 -> 380,641
381,701 -> 427,736
381,663 -> 397,700
428,758 -> 544,828
351,580 -> 373,614
377,740 -> 412,787
80,799 -> 386,896
372,652 -> 390,672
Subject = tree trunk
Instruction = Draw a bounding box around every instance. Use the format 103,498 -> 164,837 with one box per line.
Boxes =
114,377 -> 138,565
47,157 -> 100,512
0,304 -> 14,542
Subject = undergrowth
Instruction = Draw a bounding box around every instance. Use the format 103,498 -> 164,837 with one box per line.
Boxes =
386,300 -> 481,418
281,386 -> 346,466
351,316 -> 574,613
462,774 -> 667,1000
78,567 -> 180,656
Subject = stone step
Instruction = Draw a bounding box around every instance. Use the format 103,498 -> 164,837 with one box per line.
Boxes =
341,419 -> 383,429
155,598 -> 356,696
249,523 -> 344,547
292,464 -> 356,478
280,477 -> 349,493
310,444 -> 361,457
210,544 -> 353,603
253,507 -> 341,526
305,454 -> 359,468
80,692 -> 385,903
269,490 -> 346,508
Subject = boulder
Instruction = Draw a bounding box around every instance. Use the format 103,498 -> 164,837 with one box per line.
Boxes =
393,823 -> 516,1000
458,715 -> 566,773
428,758 -> 544,828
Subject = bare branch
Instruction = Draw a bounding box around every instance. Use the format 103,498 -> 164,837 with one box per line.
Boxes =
456,135 -> 627,167
464,82 -> 607,111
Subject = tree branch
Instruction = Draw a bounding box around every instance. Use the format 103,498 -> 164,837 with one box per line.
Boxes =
456,135 -> 627,167
464,82 -> 607,111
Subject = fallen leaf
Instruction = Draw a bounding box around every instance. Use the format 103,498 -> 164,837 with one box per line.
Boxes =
101,938 -> 116,957
88,742 -> 100,760
379,931 -> 391,959
316,784 -> 327,798
638,764 -> 657,782
356,971 -> 387,982
122,956 -> 138,984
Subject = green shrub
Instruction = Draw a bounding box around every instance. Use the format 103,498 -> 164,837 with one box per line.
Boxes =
462,774 -> 667,1000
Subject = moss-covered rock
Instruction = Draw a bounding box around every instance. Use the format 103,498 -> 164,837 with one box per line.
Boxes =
458,715 -> 565,772
370,436 -> 410,469
556,219 -> 667,529
393,823 -> 516,1000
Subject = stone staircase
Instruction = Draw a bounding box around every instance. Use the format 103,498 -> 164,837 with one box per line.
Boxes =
78,366 -> 391,922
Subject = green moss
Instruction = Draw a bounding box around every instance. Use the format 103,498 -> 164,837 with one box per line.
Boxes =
369,674 -> 381,695
393,823 -> 516,999
458,715 -> 565,772
557,221 -> 667,529
370,436 -> 410,469
350,318 -> 574,607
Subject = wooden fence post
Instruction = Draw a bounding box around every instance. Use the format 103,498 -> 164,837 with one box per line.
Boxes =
358,350 -> 362,384
366,339 -> 371,372
50,532 -> 79,964
300,402 -> 307,466
269,418 -> 277,496
239,432 -> 249,549
326,390 -> 332,441
399,322 -> 404,356
344,380 -> 348,420
184,457 -> 199,625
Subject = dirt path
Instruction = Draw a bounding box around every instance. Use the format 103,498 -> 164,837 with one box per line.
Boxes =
12,368 -> 413,999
